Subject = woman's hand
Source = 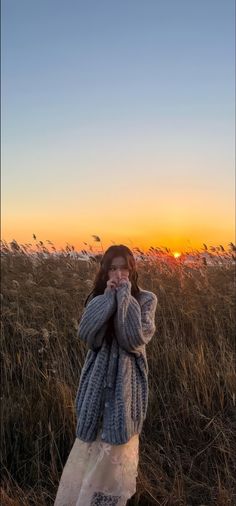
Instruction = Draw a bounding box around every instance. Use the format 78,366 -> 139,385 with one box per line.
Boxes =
104,279 -> 118,293
105,275 -> 131,294
116,276 -> 131,291
117,278 -> 129,287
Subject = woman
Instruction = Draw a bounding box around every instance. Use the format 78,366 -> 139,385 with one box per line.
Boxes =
54,244 -> 157,506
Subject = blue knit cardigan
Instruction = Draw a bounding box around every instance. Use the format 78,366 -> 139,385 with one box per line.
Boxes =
75,280 -> 157,445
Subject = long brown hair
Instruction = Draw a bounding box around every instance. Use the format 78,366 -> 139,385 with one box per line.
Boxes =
83,244 -> 141,345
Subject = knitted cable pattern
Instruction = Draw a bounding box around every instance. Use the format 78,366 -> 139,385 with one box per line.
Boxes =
78,289 -> 117,350
114,281 -> 157,353
75,285 -> 158,444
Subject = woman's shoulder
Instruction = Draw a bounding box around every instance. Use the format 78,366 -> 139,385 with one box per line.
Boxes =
137,287 -> 158,305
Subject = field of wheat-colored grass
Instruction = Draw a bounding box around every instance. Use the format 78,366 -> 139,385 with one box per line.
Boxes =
1,239 -> 235,506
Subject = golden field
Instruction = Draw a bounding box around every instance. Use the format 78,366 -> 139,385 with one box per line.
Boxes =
1,239 -> 235,506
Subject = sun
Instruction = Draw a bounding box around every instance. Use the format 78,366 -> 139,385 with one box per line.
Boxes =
173,251 -> 181,258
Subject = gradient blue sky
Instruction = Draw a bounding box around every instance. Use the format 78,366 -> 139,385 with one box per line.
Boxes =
1,0 -> 235,252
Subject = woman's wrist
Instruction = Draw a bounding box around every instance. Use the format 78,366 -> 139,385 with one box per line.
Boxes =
104,287 -> 116,298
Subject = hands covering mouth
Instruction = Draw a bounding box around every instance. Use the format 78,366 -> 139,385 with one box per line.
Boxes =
105,277 -> 131,293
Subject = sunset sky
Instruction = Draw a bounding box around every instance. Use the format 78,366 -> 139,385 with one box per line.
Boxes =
1,0 -> 235,253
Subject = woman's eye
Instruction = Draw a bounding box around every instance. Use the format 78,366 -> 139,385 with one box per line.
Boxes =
110,266 -> 128,271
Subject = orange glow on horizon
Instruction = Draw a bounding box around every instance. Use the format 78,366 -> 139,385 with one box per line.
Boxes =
1,231 -> 234,257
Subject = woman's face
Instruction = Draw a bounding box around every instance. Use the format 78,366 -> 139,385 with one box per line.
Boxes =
107,256 -> 130,285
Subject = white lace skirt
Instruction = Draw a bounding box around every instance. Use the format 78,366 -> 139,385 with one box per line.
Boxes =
54,424 -> 139,506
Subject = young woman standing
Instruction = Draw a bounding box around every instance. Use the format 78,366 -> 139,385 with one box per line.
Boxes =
54,244 -> 157,506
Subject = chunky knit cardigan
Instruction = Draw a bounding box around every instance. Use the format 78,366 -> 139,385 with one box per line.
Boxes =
75,280 -> 157,445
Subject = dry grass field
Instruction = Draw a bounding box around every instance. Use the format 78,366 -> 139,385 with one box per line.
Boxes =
1,239 -> 235,506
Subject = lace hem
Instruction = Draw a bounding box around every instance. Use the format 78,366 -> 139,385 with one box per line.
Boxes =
54,428 -> 139,506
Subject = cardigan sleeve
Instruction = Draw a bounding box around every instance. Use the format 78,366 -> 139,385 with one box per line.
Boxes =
78,289 -> 117,350
113,283 -> 157,353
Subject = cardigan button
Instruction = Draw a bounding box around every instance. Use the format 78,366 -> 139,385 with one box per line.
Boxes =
105,401 -> 109,407
112,352 -> 117,358
101,432 -> 106,439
